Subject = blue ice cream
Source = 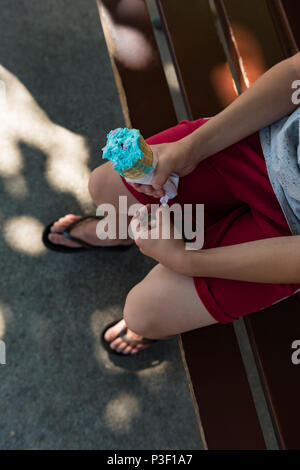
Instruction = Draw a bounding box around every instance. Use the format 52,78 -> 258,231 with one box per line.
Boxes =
102,128 -> 148,176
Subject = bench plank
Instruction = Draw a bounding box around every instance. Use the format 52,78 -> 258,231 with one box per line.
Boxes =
179,324 -> 266,449
157,0 -> 266,449
215,0 -> 300,449
245,294 -> 300,449
156,0 -> 239,118
222,0 -> 285,86
273,0 -> 300,51
266,0 -> 299,56
97,0 -> 177,138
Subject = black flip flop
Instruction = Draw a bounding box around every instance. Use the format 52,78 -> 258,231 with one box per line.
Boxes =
42,215 -> 133,253
101,318 -> 157,356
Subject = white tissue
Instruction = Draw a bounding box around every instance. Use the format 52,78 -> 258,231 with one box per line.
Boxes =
124,153 -> 179,206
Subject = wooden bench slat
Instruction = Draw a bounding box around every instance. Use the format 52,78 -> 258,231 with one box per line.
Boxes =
98,0 -> 177,138
276,0 -> 300,51
221,0 -> 286,87
157,0 -> 266,449
218,0 -> 300,449
245,294 -> 300,450
211,0 -> 248,94
156,0 -> 239,118
180,324 -> 266,450
266,0 -> 299,57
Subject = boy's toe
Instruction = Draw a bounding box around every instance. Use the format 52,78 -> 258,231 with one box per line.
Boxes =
116,342 -> 128,353
123,346 -> 133,354
109,337 -> 123,351
130,348 -> 139,354
102,319 -> 152,355
48,232 -> 82,248
104,319 -> 126,342
50,214 -> 80,233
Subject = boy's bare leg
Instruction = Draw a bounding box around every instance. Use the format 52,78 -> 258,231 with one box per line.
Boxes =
48,162 -> 139,248
48,162 -> 216,354
105,263 -> 216,354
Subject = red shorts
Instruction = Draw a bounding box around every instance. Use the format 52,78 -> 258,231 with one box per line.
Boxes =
122,118 -> 300,323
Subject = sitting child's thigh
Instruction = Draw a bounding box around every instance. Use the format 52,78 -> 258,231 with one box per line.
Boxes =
124,263 -> 217,338
194,208 -> 300,324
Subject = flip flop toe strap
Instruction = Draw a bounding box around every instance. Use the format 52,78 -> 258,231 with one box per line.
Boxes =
62,215 -> 104,249
118,328 -> 157,346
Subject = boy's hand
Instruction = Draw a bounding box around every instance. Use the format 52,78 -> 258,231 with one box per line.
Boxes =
130,137 -> 198,198
130,205 -> 189,273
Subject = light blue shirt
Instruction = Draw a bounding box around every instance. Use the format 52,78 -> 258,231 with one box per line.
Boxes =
259,106 -> 300,235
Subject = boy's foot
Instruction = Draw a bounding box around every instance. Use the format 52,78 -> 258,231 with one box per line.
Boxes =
103,319 -> 154,355
48,214 -> 133,249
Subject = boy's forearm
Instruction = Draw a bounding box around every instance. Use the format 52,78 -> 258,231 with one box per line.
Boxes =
181,236 -> 300,284
185,54 -> 300,162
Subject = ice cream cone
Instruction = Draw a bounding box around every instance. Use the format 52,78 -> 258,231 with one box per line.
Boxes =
123,136 -> 153,180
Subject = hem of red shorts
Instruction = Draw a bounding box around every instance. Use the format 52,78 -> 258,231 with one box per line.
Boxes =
193,278 -> 234,324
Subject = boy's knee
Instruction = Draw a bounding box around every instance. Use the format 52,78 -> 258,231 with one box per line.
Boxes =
123,284 -> 159,339
88,167 -> 101,204
88,164 -> 108,205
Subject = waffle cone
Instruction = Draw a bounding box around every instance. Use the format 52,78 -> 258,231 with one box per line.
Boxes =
123,136 -> 153,180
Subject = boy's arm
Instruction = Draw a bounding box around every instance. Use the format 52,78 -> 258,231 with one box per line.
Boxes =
145,53 -> 300,194
181,236 -> 300,284
185,53 -> 300,163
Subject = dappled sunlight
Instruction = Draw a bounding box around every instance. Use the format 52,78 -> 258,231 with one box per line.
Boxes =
0,302 -> 13,340
3,174 -> 28,199
90,308 -> 130,374
104,392 -> 140,435
0,137 -> 23,177
210,24 -> 267,106
210,62 -> 238,107
45,126 -> 91,206
3,215 -> 46,256
164,61 -> 180,93
111,25 -> 154,70
232,24 -> 267,87
100,5 -> 154,71
0,64 -> 92,210
0,311 -> 5,340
